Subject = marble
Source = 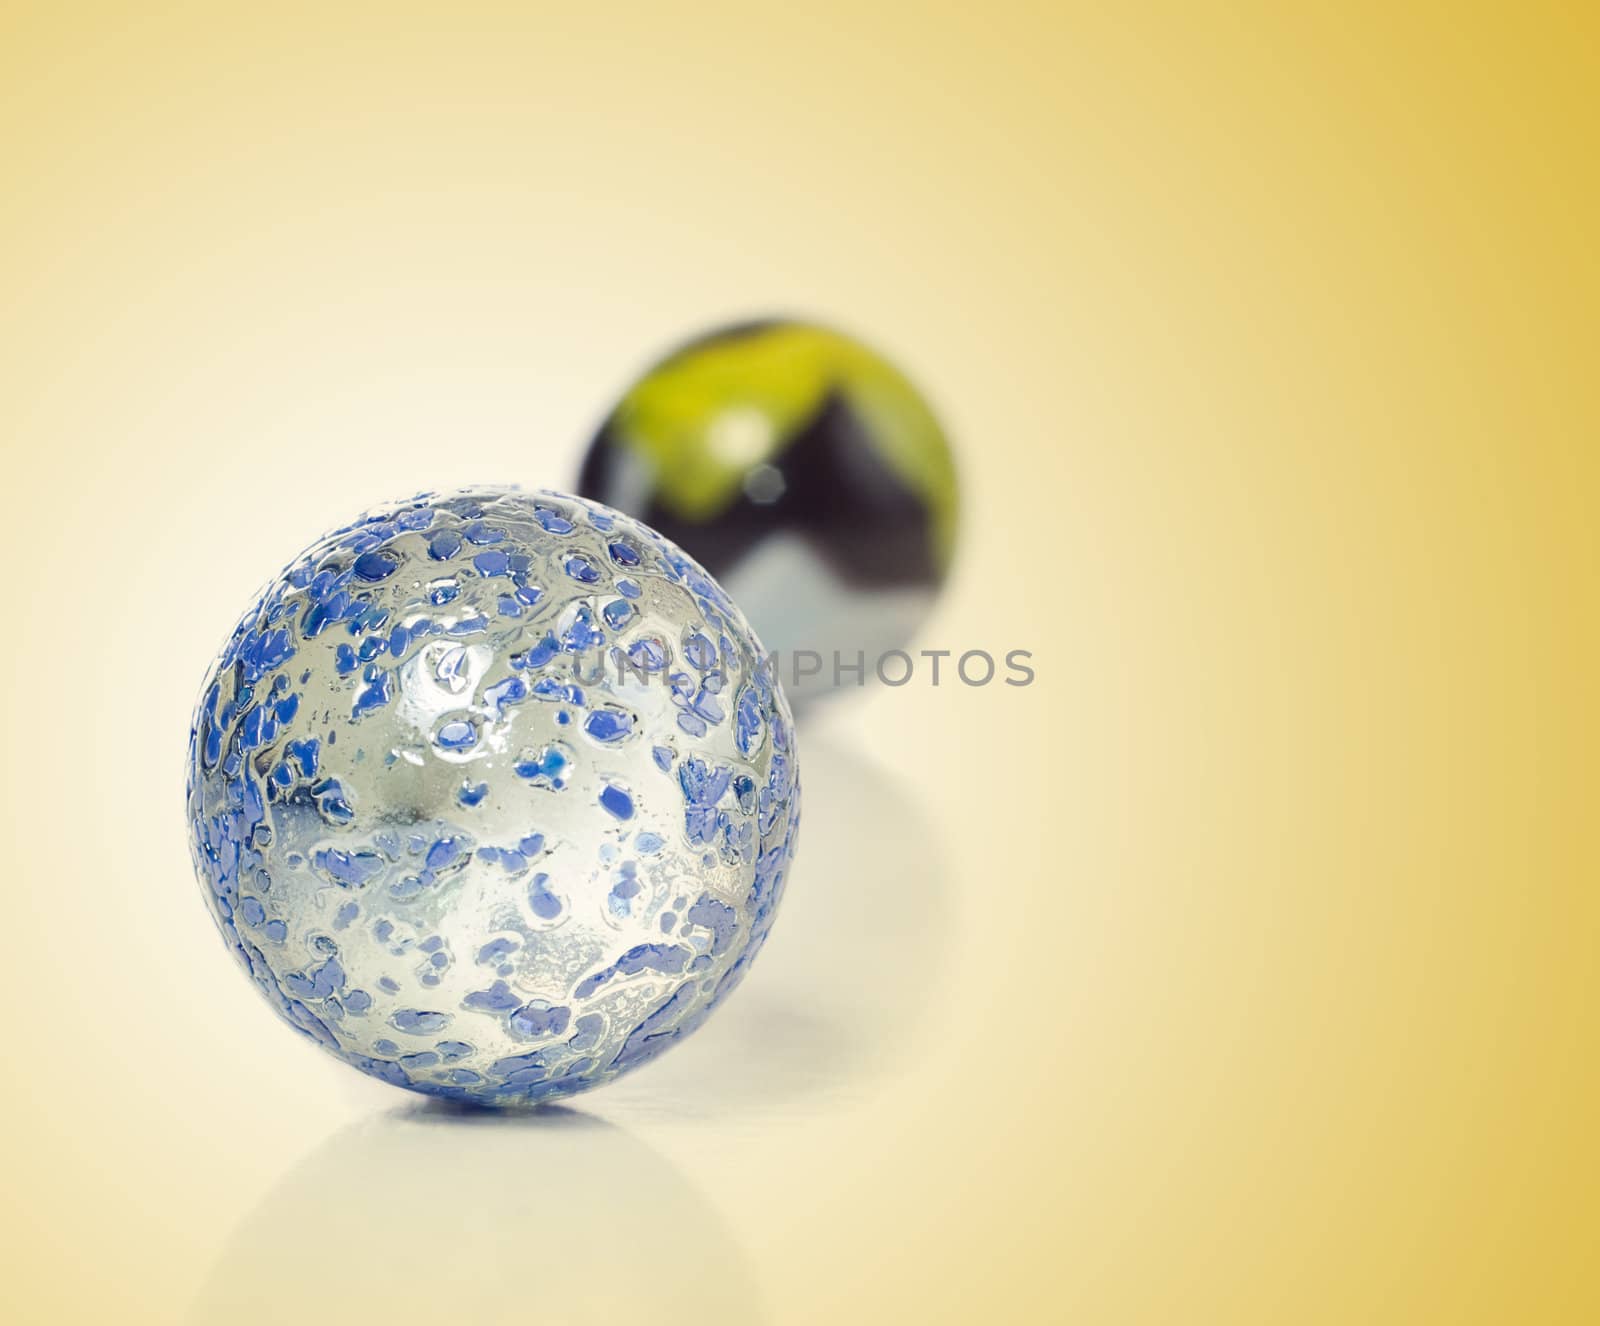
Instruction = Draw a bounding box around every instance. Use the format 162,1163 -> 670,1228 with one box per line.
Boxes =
186,487 -> 800,1104
578,319 -> 961,706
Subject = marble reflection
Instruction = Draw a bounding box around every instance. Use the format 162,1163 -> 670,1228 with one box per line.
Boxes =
189,1105 -> 761,1324
607,734 -> 950,1116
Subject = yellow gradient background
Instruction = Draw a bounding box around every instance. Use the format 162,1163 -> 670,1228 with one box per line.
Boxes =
1,3 -> 1595,1322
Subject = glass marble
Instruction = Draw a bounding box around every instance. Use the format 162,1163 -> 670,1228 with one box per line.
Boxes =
578,318 -> 960,707
186,486 -> 800,1105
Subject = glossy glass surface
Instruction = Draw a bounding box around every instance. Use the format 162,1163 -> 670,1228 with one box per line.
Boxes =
186,487 -> 800,1104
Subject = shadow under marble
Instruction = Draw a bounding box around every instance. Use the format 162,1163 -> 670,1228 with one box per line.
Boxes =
603,732 -> 951,1119
188,1102 -> 762,1324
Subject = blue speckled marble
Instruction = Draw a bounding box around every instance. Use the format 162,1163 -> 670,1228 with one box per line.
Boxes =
186,487 -> 800,1105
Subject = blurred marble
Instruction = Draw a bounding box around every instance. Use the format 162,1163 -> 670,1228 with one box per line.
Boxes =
189,1106 -> 761,1324
578,320 -> 960,707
